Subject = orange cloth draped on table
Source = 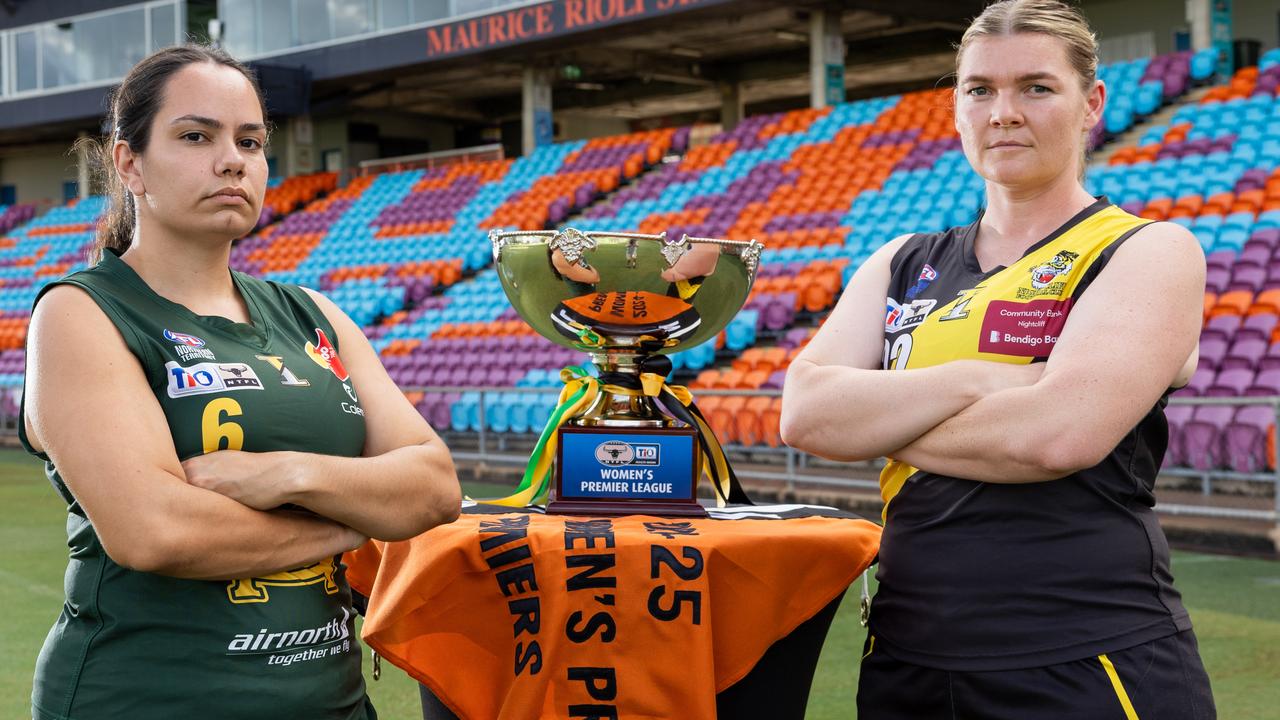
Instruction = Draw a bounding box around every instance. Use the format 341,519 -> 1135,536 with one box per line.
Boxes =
345,504 -> 881,720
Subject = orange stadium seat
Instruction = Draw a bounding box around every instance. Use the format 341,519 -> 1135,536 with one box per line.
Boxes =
1210,291 -> 1253,318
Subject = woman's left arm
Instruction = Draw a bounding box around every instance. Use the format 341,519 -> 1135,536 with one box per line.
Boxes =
890,223 -> 1205,483
183,289 -> 461,540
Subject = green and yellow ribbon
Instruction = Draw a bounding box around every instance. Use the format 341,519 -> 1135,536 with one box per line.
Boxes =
486,358 -> 750,508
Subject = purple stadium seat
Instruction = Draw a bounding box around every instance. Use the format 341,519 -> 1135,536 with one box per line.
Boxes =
1202,314 -> 1242,342
1204,368 -> 1254,397
414,396 -> 432,420
1180,367 -> 1215,396
1247,369 -> 1280,396
1255,228 -> 1280,248
1238,313 -> 1279,342
432,393 -> 461,429
781,327 -> 811,349
1197,338 -> 1228,371
762,370 -> 787,390
1182,405 -> 1235,470
1164,404 -> 1194,467
1259,342 -> 1280,371
465,366 -> 488,386
1204,267 -> 1229,294
1221,405 -> 1275,472
1228,265 -> 1267,293
1205,250 -> 1234,271
1222,338 -> 1267,371
1238,244 -> 1271,268
762,293 -> 796,331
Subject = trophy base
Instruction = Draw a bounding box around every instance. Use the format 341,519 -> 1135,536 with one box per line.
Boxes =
546,499 -> 708,518
553,425 -> 704,517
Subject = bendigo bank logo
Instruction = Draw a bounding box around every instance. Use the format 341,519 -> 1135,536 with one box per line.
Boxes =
304,328 -> 349,382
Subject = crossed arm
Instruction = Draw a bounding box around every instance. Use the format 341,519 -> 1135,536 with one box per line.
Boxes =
25,286 -> 460,581
781,224 -> 1204,483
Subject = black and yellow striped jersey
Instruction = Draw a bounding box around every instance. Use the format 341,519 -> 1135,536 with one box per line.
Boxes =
870,198 -> 1192,671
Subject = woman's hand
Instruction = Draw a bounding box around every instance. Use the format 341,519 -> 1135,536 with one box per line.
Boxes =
182,450 -> 300,511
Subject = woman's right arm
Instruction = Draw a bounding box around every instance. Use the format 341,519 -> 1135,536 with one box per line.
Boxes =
779,235 -> 1040,462
24,285 -> 365,581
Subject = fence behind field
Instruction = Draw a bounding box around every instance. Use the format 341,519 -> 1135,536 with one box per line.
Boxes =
0,384 -> 1273,526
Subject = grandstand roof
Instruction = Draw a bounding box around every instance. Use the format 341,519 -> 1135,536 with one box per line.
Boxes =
0,0 -> 982,147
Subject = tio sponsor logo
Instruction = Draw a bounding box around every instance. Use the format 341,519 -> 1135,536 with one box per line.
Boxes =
165,361 -> 264,398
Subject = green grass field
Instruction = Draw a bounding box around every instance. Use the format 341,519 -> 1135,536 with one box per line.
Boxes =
2,449 -> 1278,718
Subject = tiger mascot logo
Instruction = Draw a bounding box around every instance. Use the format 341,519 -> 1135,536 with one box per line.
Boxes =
1030,250 -> 1079,289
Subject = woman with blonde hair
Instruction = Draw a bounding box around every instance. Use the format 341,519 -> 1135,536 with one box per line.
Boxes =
22,44 -> 460,718
781,1 -> 1215,717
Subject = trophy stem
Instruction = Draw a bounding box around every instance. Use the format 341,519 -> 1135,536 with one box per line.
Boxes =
569,351 -> 674,428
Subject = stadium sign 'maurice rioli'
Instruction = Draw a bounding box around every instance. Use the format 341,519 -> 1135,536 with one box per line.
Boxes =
424,0 -> 736,59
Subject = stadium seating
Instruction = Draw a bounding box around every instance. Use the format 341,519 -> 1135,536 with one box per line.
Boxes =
0,47 -> 1276,471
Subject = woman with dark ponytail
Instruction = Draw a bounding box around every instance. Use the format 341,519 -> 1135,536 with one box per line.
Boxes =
22,44 -> 460,718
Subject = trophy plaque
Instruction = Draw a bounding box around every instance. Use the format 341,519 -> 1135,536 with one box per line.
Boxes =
490,227 -> 763,516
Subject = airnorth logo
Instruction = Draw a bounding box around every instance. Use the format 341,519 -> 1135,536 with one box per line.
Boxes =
226,557 -> 340,604
225,607 -> 353,667
304,328 -> 349,382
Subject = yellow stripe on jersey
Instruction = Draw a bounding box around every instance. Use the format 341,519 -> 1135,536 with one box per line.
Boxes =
877,206 -> 1149,514
879,459 -> 919,521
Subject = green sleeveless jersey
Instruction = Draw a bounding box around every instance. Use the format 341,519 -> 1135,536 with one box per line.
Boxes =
21,249 -> 375,719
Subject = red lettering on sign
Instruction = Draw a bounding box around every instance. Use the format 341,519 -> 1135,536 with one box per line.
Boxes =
428,0 -> 712,58
595,0 -> 617,23
487,13 -> 507,43
565,0 -> 586,28
426,26 -> 452,55
535,4 -> 554,34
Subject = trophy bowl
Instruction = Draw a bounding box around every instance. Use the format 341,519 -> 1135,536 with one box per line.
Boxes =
490,227 -> 763,515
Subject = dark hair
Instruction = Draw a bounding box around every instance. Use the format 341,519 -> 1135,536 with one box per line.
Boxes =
80,44 -> 268,262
